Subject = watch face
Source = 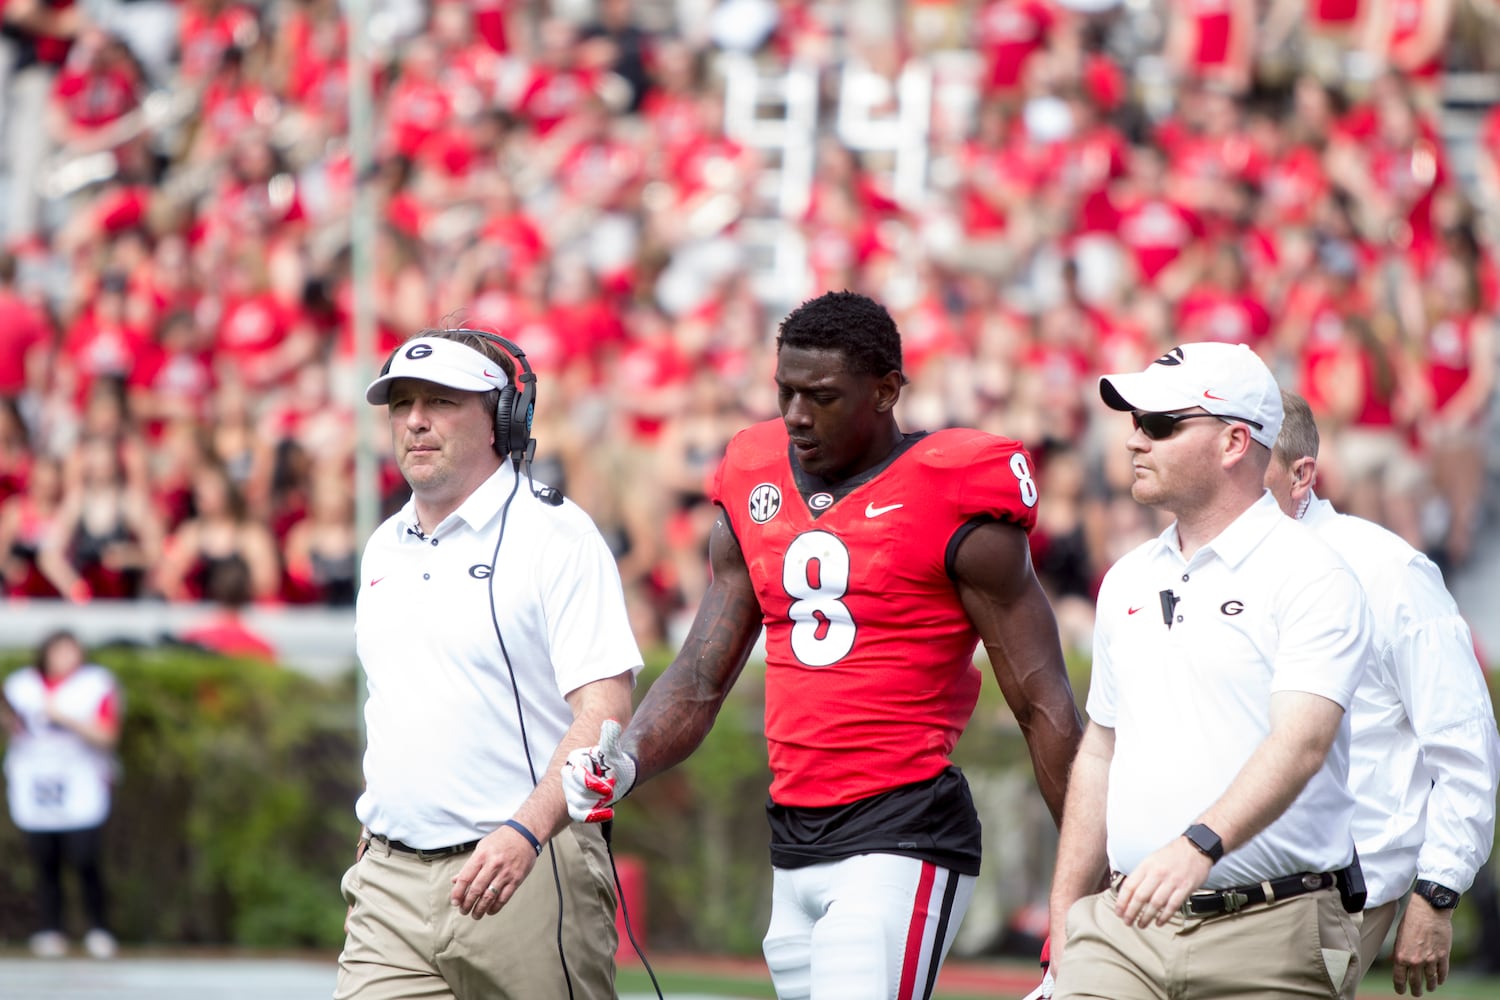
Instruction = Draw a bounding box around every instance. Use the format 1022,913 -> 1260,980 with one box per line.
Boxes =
1185,824 -> 1222,860
1418,881 -> 1459,909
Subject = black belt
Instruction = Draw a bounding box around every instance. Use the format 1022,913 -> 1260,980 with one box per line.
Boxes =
1182,871 -> 1336,916
372,834 -> 479,862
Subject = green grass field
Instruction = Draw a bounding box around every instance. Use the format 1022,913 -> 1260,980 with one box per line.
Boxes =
615,958 -> 1500,1000
616,965 -> 999,999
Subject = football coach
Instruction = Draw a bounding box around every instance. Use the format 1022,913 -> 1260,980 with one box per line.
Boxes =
1049,342 -> 1376,1000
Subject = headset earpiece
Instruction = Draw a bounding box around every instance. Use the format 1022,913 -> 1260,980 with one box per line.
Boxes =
495,383 -> 515,460
443,329 -> 534,464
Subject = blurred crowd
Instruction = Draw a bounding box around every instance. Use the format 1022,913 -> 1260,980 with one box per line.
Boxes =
0,0 -> 1496,654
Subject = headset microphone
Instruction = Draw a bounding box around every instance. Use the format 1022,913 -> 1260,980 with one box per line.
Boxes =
519,437 -> 565,506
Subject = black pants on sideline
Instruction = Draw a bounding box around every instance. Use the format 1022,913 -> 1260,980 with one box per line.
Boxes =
26,825 -> 109,933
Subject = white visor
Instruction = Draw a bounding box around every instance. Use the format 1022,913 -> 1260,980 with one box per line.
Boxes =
366,337 -> 509,404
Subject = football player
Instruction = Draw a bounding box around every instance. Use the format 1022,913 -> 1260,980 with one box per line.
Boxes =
564,290 -> 1084,999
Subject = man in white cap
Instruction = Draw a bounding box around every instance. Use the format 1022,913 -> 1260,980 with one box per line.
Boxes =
1049,342 -> 1375,999
1266,389 -> 1499,997
336,329 -> 643,1000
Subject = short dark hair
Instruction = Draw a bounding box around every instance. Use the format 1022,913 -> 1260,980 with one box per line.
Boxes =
34,629 -> 83,675
775,290 -> 904,380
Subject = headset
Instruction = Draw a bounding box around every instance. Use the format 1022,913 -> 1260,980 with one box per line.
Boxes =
380,329 -> 660,998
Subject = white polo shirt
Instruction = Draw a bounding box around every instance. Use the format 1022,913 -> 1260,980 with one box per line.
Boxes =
1302,494 -> 1500,906
1090,492 -> 1372,889
354,465 -> 643,849
3,664 -> 119,832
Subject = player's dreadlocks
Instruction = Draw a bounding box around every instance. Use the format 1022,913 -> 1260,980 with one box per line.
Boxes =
776,290 -> 907,382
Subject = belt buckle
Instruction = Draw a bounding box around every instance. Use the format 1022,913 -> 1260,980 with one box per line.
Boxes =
1220,890 -> 1249,914
415,845 -> 453,862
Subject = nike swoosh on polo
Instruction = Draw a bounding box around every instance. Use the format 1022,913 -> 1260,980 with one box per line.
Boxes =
1203,389 -> 1227,401
368,577 -> 386,587
1127,606 -> 1143,615
865,502 -> 904,518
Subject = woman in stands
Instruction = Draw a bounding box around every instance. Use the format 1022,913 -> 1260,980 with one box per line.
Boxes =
0,455 -> 65,598
37,436 -> 162,601
154,460 -> 280,603
1415,235 -> 1496,569
281,466 -> 357,607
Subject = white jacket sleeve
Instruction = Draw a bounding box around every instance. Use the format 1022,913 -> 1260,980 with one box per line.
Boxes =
1390,561 -> 1500,893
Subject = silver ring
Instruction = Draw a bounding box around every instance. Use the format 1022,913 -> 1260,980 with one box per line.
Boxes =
484,885 -> 500,895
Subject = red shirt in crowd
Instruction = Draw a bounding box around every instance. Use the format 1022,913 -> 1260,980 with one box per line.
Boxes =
179,2 -> 258,83
1258,144 -> 1328,227
0,291 -> 51,396
473,0 -> 517,53
1184,0 -> 1236,68
199,76 -> 277,150
1114,195 -> 1205,284
1177,287 -> 1271,347
180,613 -> 278,662
1310,0 -> 1363,27
64,309 -> 151,400
2,0 -> 76,65
641,88 -> 701,157
1388,0 -> 1444,80
1058,123 -> 1128,234
976,0 -> 1056,96
614,333 -> 693,442
52,63 -> 138,130
1426,313 -> 1480,412
216,292 -> 299,386
514,65 -> 601,136
384,69 -> 453,159
1367,132 -> 1446,253
128,342 -> 216,432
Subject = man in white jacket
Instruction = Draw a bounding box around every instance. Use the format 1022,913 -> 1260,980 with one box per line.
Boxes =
1265,389 -> 1500,997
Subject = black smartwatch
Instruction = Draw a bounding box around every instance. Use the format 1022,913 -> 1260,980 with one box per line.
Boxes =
1183,823 -> 1224,863
1412,879 -> 1460,910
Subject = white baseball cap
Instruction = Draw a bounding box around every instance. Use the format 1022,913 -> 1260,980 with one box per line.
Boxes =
1098,342 -> 1283,449
365,336 -> 509,405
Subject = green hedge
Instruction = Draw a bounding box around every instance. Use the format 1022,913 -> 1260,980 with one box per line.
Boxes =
0,645 -> 362,948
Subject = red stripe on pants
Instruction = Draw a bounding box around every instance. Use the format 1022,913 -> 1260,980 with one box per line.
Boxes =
897,861 -> 937,1000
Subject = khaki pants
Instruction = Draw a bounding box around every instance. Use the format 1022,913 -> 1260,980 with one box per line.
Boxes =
336,824 -> 619,1000
1357,900 -> 1401,979
1056,884 -> 1360,999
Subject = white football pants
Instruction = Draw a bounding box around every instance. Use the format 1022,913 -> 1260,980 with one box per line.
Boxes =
762,853 -> 976,1000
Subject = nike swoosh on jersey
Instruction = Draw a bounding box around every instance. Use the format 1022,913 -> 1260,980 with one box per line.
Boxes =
865,502 -> 904,518
1127,606 -> 1143,615
368,577 -> 386,587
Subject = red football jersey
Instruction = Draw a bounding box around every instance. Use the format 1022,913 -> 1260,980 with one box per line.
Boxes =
712,420 -> 1040,808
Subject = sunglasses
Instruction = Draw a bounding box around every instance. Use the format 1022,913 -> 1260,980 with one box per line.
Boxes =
1131,411 -> 1264,440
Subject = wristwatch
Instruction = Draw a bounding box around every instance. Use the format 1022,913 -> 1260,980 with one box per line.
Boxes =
1412,879 -> 1461,910
1183,823 -> 1224,863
